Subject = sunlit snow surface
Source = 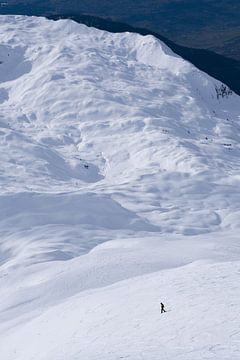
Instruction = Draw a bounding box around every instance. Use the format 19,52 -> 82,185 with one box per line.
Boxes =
0,15 -> 240,359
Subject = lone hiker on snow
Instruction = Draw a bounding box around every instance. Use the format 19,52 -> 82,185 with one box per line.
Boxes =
160,302 -> 166,313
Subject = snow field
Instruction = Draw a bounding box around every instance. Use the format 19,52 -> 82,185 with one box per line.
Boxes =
1,261 -> 240,360
0,15 -> 239,359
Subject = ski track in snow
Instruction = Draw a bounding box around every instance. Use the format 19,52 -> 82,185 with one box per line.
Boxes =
0,15 -> 240,359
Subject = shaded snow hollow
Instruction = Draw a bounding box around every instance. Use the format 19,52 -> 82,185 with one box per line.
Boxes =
0,15 -> 240,360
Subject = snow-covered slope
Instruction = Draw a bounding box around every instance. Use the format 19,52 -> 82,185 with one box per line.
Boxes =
0,15 -> 240,359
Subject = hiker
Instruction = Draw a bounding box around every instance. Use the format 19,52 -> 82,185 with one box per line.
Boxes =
160,302 -> 166,313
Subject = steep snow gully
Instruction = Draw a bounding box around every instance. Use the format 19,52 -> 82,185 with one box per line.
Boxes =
0,15 -> 240,360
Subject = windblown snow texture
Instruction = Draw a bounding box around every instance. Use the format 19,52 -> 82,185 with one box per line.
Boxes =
0,15 -> 240,360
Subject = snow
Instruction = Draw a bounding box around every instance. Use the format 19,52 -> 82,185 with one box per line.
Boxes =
0,15 -> 240,359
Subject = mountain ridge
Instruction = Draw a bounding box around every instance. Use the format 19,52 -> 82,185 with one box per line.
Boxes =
47,14 -> 240,95
3,0 -> 240,60
0,4 -> 240,95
